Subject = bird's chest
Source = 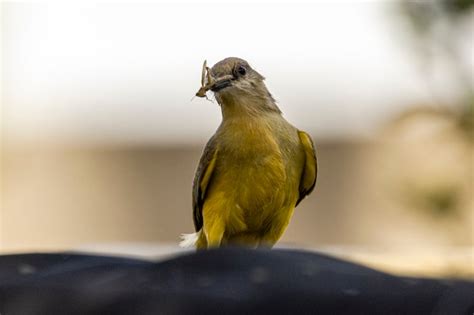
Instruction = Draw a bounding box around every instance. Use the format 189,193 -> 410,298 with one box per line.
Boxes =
216,126 -> 288,209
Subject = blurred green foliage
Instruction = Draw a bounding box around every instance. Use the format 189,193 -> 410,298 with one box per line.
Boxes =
392,1 -> 473,220
399,0 -> 473,140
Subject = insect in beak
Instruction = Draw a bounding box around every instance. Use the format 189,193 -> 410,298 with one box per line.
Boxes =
195,60 -> 233,98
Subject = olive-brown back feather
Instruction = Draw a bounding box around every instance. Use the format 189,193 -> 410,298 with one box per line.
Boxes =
296,131 -> 318,206
192,136 -> 218,231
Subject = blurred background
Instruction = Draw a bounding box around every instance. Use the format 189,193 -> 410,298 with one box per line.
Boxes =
1,1 -> 472,278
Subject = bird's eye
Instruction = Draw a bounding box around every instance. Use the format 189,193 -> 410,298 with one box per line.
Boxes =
236,65 -> 246,76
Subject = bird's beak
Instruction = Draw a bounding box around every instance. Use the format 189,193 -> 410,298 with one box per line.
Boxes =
210,77 -> 233,92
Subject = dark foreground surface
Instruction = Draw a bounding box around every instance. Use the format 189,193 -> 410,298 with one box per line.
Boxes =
0,248 -> 472,315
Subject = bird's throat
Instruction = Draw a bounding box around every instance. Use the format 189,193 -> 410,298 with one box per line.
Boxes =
217,92 -> 281,121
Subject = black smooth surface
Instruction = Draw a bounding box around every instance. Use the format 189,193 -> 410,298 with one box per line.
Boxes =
0,248 -> 472,314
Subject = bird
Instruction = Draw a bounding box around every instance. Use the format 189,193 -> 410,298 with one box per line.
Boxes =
180,57 -> 317,249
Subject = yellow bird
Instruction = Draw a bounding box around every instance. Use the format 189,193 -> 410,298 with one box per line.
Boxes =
180,57 -> 317,249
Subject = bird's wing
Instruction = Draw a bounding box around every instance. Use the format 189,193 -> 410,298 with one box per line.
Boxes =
192,136 -> 219,231
296,130 -> 317,206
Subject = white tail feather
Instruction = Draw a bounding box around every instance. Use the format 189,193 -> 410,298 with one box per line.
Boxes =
179,230 -> 201,248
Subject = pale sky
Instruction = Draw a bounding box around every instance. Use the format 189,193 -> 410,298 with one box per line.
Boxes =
1,2 -> 469,145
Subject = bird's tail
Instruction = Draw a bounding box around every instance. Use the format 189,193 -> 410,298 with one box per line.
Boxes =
179,230 -> 201,248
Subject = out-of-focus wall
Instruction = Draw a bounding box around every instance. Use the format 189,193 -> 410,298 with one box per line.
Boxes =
2,135 -> 471,253
3,141 -> 370,251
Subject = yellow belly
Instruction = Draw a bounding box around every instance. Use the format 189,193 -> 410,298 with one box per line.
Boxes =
202,150 -> 299,247
198,115 -> 303,248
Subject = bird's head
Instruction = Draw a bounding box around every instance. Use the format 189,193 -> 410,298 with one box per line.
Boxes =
196,57 -> 280,115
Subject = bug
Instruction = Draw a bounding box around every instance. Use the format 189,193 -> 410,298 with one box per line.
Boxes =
195,60 -> 233,98
195,60 -> 213,98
